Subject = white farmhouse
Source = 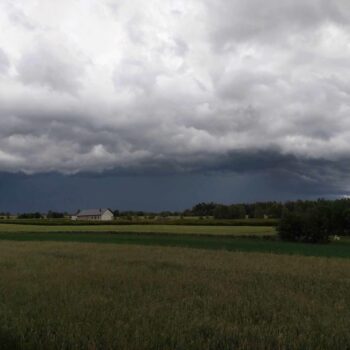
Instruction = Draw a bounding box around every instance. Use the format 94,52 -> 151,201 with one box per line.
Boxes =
72,208 -> 114,221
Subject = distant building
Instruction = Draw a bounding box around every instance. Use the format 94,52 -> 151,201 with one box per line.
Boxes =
72,208 -> 114,221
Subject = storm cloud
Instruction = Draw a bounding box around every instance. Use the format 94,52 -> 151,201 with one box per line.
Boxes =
1,0 -> 350,191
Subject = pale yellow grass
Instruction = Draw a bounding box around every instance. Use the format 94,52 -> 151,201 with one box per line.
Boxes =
0,223 -> 276,236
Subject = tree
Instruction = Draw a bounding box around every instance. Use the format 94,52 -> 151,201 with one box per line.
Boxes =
277,211 -> 303,242
47,210 -> 64,219
277,206 -> 331,243
191,202 -> 216,216
17,212 -> 43,219
213,205 -> 231,219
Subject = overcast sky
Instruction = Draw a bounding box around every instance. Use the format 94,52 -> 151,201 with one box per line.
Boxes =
1,0 -> 350,211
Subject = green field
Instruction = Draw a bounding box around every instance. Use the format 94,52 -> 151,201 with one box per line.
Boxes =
0,224 -> 350,259
0,231 -> 350,259
1,225 -> 350,348
0,241 -> 349,349
0,223 -> 275,236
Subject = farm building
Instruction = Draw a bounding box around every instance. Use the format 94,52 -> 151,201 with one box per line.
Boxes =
72,209 -> 114,221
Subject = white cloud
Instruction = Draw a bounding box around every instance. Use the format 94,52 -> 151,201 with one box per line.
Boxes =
0,0 -> 349,180
0,48 -> 10,74
17,35 -> 87,94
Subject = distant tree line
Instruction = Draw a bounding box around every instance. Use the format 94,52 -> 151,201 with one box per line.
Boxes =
187,201 -> 284,219
112,201 -> 286,219
113,210 -> 182,220
17,211 -> 66,219
47,211 -> 65,219
17,212 -> 43,219
183,199 -> 350,243
185,199 -> 350,222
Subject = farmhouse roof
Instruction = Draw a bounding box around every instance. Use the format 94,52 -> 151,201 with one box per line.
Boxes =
77,208 -> 111,217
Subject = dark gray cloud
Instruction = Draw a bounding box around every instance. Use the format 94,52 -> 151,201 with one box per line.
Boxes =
0,0 -> 349,195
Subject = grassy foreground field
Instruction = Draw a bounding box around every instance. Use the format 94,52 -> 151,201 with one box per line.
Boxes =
0,241 -> 349,349
0,223 -> 275,236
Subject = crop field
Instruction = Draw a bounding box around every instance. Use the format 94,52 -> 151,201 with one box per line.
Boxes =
0,241 -> 349,349
0,218 -> 279,226
0,223 -> 276,236
0,231 -> 350,259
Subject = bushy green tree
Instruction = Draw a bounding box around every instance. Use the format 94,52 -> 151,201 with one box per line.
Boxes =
191,202 -> 216,216
18,212 -> 43,219
278,206 -> 331,243
47,210 -> 64,218
213,205 -> 231,219
276,211 -> 303,242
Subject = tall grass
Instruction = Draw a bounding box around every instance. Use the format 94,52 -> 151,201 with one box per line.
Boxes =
0,242 -> 349,349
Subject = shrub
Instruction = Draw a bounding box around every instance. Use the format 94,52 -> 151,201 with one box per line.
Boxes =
277,212 -> 303,242
278,207 -> 331,243
17,212 -> 43,219
47,211 -> 64,219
